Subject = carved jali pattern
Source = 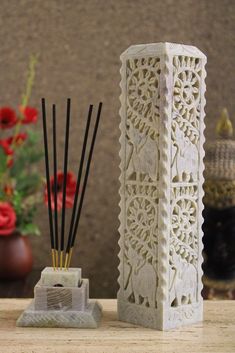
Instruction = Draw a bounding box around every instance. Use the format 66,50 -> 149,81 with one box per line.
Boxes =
169,56 -> 202,309
123,57 -> 160,309
127,57 -> 160,139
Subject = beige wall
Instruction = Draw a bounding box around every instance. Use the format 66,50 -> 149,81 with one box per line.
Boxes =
0,0 -> 234,297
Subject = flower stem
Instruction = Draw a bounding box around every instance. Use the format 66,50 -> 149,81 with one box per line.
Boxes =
21,54 -> 39,108
10,54 -> 38,154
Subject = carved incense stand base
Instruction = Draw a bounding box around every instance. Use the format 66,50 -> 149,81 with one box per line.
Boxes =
118,43 -> 206,330
17,267 -> 102,328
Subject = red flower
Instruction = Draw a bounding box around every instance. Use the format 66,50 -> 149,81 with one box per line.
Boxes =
0,139 -> 13,156
44,171 -> 77,211
0,202 -> 16,236
7,133 -> 27,146
19,106 -> 38,124
0,139 -> 14,167
0,107 -> 17,129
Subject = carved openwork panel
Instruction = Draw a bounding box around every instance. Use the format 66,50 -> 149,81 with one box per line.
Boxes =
119,43 -> 206,330
169,56 -> 202,310
123,56 -> 160,309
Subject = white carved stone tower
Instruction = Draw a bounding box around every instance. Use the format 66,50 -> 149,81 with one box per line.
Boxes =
118,43 -> 206,330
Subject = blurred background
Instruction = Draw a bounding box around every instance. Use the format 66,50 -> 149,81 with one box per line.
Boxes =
0,0 -> 234,298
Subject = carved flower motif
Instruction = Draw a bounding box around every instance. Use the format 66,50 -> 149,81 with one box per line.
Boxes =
127,196 -> 156,240
173,56 -> 201,116
128,70 -> 158,115
172,198 -> 196,242
126,57 -> 160,138
174,71 -> 199,115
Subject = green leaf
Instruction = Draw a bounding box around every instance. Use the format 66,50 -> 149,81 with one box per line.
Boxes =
16,173 -> 41,195
10,147 -> 43,178
27,129 -> 41,145
0,189 -> 5,200
27,150 -> 44,164
10,155 -> 26,177
18,223 -> 41,236
12,191 -> 23,218
0,147 -> 7,173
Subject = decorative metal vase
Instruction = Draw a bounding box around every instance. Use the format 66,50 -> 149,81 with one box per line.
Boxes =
203,109 -> 235,298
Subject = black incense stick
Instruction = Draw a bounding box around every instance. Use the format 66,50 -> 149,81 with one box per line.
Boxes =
41,98 -> 102,269
41,98 -> 55,267
60,98 -> 71,267
65,105 -> 93,260
69,102 -> 102,258
52,104 -> 59,267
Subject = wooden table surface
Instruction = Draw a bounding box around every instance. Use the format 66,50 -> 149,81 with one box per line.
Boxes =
0,299 -> 234,353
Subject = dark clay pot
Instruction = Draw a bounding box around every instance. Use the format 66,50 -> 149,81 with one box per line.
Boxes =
0,232 -> 33,279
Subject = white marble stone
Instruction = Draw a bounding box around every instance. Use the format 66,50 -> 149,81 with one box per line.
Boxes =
40,267 -> 81,287
118,42 -> 206,330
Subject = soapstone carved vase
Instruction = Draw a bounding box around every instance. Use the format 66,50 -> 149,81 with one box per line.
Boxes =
0,232 -> 33,279
118,42 -> 206,330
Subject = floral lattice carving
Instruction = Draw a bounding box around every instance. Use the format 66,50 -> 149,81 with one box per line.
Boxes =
172,198 -> 196,237
123,184 -> 158,309
127,57 -> 160,139
127,197 -> 156,241
173,56 -> 201,114
169,56 -> 202,308
121,56 -> 160,309
171,56 -> 202,183
125,184 -> 158,264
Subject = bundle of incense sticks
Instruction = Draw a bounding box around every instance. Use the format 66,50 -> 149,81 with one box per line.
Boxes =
41,98 -> 102,270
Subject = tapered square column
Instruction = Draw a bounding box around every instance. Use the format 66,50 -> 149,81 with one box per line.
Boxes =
118,42 -> 206,330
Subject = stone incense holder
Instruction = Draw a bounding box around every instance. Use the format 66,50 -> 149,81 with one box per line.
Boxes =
17,99 -> 103,328
17,267 -> 102,328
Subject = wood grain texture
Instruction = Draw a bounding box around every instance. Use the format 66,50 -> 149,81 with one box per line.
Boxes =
0,299 -> 234,353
